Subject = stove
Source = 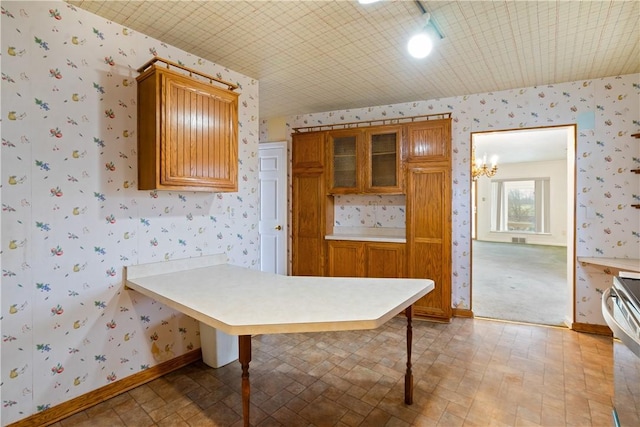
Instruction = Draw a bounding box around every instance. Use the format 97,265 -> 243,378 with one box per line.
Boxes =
617,276 -> 640,308
603,275 -> 640,426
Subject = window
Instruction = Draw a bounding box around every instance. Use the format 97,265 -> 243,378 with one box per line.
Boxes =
490,178 -> 550,233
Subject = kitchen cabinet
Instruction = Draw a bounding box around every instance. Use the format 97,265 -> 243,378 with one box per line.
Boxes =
405,118 -> 452,321
405,120 -> 451,163
327,125 -> 403,194
292,114 -> 451,321
366,242 -> 405,278
327,241 -> 365,277
137,58 -> 239,192
327,240 -> 405,278
292,131 -> 331,276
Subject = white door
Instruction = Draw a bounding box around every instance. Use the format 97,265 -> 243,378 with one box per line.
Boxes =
258,142 -> 287,274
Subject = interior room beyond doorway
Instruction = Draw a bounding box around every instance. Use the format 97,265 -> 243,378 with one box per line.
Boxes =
471,126 -> 575,327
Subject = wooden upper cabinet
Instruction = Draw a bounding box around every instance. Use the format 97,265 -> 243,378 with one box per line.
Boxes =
366,126 -> 403,193
327,125 -> 402,194
405,119 -> 451,163
327,129 -> 360,193
292,131 -> 325,171
137,62 -> 239,192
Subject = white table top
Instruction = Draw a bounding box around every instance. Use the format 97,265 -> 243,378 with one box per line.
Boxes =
125,255 -> 434,335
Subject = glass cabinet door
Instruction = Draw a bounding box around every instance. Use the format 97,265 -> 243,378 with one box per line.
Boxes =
329,132 -> 359,191
370,132 -> 398,187
327,126 -> 402,194
366,126 -> 402,193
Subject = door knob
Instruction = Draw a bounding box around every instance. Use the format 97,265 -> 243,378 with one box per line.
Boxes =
275,225 -> 282,230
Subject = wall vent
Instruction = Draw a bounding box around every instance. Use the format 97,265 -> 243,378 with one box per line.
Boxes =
511,237 -> 526,244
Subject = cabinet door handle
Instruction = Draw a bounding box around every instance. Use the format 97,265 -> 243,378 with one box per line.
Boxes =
275,225 -> 282,231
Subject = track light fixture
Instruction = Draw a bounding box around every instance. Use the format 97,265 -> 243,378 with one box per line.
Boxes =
358,0 -> 443,59
407,1 -> 444,59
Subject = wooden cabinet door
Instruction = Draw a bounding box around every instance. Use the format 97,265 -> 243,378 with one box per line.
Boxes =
292,172 -> 325,276
326,125 -> 403,194
366,243 -> 405,278
405,119 -> 451,163
365,126 -> 403,194
327,129 -> 361,194
327,241 -> 365,277
406,166 -> 452,320
292,131 -> 324,170
137,66 -> 238,192
292,132 -> 326,276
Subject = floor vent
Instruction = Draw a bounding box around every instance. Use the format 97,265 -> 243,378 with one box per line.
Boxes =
512,237 -> 526,244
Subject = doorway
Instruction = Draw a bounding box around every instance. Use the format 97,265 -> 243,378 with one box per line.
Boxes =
470,125 -> 576,326
258,142 -> 287,274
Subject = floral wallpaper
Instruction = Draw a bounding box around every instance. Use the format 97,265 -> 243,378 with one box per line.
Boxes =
286,74 -> 640,325
1,1 -> 259,424
333,194 -> 406,229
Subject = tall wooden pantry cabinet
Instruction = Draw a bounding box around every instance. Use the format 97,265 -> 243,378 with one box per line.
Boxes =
405,119 -> 452,320
291,131 -> 332,276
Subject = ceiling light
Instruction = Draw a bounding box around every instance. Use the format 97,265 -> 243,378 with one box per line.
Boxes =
407,33 -> 433,59
358,0 -> 381,4
472,147 -> 499,180
407,5 -> 444,59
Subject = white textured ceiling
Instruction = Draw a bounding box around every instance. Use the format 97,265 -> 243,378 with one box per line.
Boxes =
474,127 -> 570,165
66,0 -> 639,120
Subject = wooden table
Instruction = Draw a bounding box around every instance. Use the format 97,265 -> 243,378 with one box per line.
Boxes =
125,254 -> 434,426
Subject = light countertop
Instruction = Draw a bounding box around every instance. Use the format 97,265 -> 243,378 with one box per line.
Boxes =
125,254 -> 433,335
325,227 -> 406,243
578,257 -> 640,273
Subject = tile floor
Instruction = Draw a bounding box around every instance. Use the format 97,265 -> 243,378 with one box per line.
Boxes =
54,317 -> 613,427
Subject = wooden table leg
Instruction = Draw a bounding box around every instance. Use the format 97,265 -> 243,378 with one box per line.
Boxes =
239,335 -> 251,427
405,305 -> 414,405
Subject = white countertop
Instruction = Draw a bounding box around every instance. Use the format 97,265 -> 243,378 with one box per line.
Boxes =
578,257 -> 640,272
325,227 -> 406,243
125,254 -> 433,336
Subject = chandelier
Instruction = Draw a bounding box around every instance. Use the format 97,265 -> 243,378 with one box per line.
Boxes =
472,147 -> 498,181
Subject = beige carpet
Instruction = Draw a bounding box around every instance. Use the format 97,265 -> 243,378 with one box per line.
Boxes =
472,240 -> 568,326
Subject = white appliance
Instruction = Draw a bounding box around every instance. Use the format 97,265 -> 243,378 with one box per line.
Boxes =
602,275 -> 640,427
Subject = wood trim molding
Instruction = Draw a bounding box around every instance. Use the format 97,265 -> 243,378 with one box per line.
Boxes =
571,322 -> 613,336
452,308 -> 474,318
8,349 -> 202,427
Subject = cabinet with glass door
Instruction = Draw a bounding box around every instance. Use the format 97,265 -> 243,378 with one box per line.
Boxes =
327,125 -> 403,194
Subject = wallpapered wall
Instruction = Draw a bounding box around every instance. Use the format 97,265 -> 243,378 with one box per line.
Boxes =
1,2 -> 259,424
333,194 -> 406,229
284,74 -> 640,324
